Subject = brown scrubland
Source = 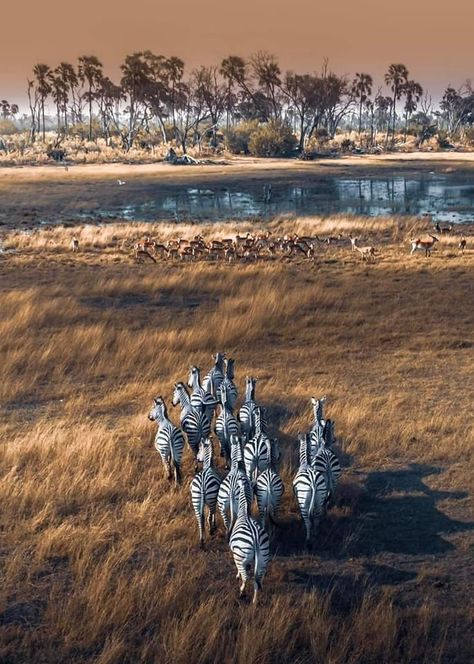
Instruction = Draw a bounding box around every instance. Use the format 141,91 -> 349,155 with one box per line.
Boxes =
0,215 -> 473,663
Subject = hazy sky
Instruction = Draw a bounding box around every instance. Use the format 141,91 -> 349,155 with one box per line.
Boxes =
1,0 -> 472,104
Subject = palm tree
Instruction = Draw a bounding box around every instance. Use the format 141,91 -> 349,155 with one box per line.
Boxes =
78,55 -> 103,140
56,62 -> 78,129
49,68 -> 69,135
384,64 -> 409,145
0,100 -> 10,119
402,80 -> 423,139
33,63 -> 52,141
351,73 -> 373,135
220,56 -> 247,131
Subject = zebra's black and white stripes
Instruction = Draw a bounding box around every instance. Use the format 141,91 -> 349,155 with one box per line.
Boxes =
190,438 -> 222,547
293,433 -> 327,544
255,438 -> 284,536
148,396 -> 185,485
217,435 -> 252,536
229,476 -> 271,603
172,382 -> 211,461
215,382 -> 239,464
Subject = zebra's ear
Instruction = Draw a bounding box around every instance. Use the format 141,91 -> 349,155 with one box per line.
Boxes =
153,397 -> 159,405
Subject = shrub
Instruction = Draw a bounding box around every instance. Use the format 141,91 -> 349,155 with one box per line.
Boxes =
225,120 -> 259,154
0,119 -> 18,136
248,121 -> 297,157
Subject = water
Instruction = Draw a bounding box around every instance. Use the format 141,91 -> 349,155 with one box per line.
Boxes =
86,173 -> 474,224
2,170 -> 474,225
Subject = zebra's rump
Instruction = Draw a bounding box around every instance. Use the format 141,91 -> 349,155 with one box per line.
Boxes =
191,469 -> 221,507
154,425 -> 185,463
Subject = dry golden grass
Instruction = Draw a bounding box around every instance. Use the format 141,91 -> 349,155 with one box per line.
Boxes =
0,218 -> 473,663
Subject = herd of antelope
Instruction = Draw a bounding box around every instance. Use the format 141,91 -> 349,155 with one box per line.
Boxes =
69,224 -> 469,262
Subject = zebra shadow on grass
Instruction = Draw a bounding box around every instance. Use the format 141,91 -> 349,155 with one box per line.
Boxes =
352,463 -> 472,557
270,462 -> 472,560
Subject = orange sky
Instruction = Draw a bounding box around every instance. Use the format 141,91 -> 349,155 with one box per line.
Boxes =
1,0 -> 472,103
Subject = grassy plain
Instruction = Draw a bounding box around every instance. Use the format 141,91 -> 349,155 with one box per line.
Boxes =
0,214 -> 473,663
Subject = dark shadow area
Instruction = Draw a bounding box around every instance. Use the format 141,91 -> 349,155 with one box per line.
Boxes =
354,464 -> 472,556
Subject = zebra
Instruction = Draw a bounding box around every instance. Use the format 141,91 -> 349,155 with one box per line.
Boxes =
202,352 -> 226,398
311,441 -> 341,509
187,365 -> 219,419
172,382 -> 211,464
255,438 -> 284,537
308,396 -> 327,460
215,382 -> 239,465
311,396 -> 327,428
220,357 -> 238,410
243,407 -> 277,483
238,377 -> 267,443
190,438 -> 222,547
293,433 -> 327,545
148,396 -> 185,485
217,435 -> 252,536
229,477 -> 271,603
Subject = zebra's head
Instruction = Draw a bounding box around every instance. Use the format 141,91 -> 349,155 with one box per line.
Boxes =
311,396 -> 327,421
213,352 -> 226,370
172,382 -> 187,407
187,366 -> 200,388
197,437 -> 212,464
148,396 -> 166,422
225,357 -> 235,380
323,419 -> 335,447
245,376 -> 256,401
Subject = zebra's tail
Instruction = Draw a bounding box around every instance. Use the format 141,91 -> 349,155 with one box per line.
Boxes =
228,495 -> 236,540
253,547 -> 263,603
170,442 -> 181,485
198,494 -> 205,549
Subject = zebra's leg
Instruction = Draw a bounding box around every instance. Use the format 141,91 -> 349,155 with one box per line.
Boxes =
163,455 -> 172,481
303,514 -> 312,547
237,561 -> 248,597
253,576 -> 263,604
219,503 -> 230,534
173,461 -> 182,485
208,506 -> 217,534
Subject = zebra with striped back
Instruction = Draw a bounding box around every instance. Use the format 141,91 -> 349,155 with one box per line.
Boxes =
308,395 -> 327,460
293,433 -> 327,545
220,357 -> 238,410
190,438 -> 222,548
148,396 -> 185,485
311,422 -> 341,509
217,434 -> 253,536
202,352 -> 226,398
172,382 -> 211,465
243,407 -> 278,483
215,382 -> 239,465
229,476 -> 271,603
187,365 -> 219,419
255,438 -> 284,538
238,376 -> 267,442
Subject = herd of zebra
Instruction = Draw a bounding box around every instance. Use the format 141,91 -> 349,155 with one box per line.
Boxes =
147,352 -> 342,603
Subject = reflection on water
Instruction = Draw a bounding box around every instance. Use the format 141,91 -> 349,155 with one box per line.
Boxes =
91,173 -> 474,224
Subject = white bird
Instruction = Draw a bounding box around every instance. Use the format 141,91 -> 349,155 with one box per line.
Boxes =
117,179 -> 126,186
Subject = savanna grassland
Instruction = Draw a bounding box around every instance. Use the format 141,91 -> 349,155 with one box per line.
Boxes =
0,215 -> 473,663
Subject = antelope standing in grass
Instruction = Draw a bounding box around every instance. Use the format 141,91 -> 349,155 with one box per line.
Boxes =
355,244 -> 376,262
70,237 -> 79,252
459,236 -> 467,254
410,235 -> 439,257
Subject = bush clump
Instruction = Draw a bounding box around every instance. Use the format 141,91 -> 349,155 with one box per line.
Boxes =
248,121 -> 297,157
225,120 -> 259,154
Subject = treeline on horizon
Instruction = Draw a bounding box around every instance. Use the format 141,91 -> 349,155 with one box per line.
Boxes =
0,52 -> 473,156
